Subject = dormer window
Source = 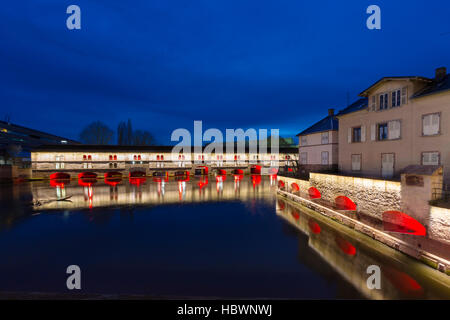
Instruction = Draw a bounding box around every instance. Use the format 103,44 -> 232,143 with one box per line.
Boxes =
379,93 -> 389,110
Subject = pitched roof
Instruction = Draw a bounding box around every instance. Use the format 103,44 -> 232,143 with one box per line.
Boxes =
336,98 -> 368,117
359,76 -> 432,97
296,114 -> 338,136
412,74 -> 450,99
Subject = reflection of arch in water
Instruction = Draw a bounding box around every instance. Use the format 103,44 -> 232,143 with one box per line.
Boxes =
335,196 -> 357,210
277,199 -> 286,211
251,175 -> 261,188
308,187 -> 321,199
382,211 -> 426,236
384,266 -> 424,297
308,219 -> 321,234
291,209 -> 300,221
129,177 -> 146,186
335,235 -> 356,256
78,178 -> 97,187
50,179 -> 69,188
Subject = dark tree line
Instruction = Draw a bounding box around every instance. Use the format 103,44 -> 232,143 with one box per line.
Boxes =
79,119 -> 155,145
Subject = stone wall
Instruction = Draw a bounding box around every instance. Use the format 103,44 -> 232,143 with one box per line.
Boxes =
428,206 -> 450,245
309,173 -> 401,219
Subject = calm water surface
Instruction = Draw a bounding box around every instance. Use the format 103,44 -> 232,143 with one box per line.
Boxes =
0,175 -> 449,299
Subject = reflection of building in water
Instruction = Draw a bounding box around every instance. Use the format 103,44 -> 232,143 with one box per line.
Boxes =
32,176 -> 276,211
276,198 -> 450,299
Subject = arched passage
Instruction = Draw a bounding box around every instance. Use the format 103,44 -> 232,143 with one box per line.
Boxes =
308,187 -> 321,199
50,172 -> 70,180
278,180 -> 285,189
78,172 -> 97,179
105,172 -> 122,179
335,196 -> 357,210
382,211 -> 426,236
232,169 -> 243,175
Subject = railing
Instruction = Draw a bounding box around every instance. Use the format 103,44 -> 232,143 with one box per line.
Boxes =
433,183 -> 450,201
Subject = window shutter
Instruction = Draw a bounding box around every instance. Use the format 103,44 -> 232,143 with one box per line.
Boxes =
401,87 -> 407,105
371,96 -> 376,111
431,113 -> 440,134
423,114 -> 432,135
361,126 -> 366,142
388,120 -> 400,139
348,128 -> 352,143
370,124 -> 376,141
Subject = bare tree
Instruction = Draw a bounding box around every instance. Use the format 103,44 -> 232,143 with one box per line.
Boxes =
79,121 -> 114,144
133,130 -> 155,146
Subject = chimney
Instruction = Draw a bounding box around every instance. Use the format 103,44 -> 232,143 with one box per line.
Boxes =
328,108 -> 334,116
435,67 -> 447,82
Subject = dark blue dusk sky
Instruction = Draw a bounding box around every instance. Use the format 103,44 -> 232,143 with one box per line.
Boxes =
1,1 -> 449,143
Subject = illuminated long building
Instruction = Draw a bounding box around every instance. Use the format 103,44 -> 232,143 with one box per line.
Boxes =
31,144 -> 298,179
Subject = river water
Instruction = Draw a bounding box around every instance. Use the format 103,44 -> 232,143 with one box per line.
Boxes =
0,175 -> 449,299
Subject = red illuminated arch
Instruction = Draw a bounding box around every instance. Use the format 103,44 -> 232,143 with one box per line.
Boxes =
291,183 -> 300,192
335,196 -> 357,210
78,172 -> 97,179
105,172 -> 122,179
104,177 -> 121,186
308,187 -> 321,199
269,167 -> 278,175
50,172 -> 70,180
218,169 -> 227,175
382,211 -> 426,236
232,169 -> 243,175
278,180 -> 285,189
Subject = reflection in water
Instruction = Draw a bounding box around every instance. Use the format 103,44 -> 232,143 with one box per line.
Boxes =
276,198 -> 450,299
0,177 -> 449,298
32,175 -> 274,211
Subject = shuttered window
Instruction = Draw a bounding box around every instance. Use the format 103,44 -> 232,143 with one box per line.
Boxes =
321,132 -> 329,144
422,113 -> 440,136
422,152 -> 440,165
370,124 -> 376,141
300,152 -> 307,164
301,136 -> 307,146
388,120 -> 401,139
401,87 -> 408,105
370,96 -> 376,111
351,154 -> 361,171
321,151 -> 329,165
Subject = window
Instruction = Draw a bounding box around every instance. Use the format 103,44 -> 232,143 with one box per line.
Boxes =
321,132 -> 329,144
422,113 -> 440,136
301,136 -> 307,146
352,127 -> 361,142
351,154 -> 361,171
300,152 -> 307,164
321,151 -> 329,165
422,152 -> 440,165
378,123 -> 388,140
379,93 -> 389,110
391,89 -> 401,107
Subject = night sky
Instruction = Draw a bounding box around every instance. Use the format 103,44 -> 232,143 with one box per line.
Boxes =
1,1 -> 449,144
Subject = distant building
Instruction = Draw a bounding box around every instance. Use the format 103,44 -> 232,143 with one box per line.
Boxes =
337,67 -> 450,182
0,120 -> 78,165
296,108 -> 339,176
